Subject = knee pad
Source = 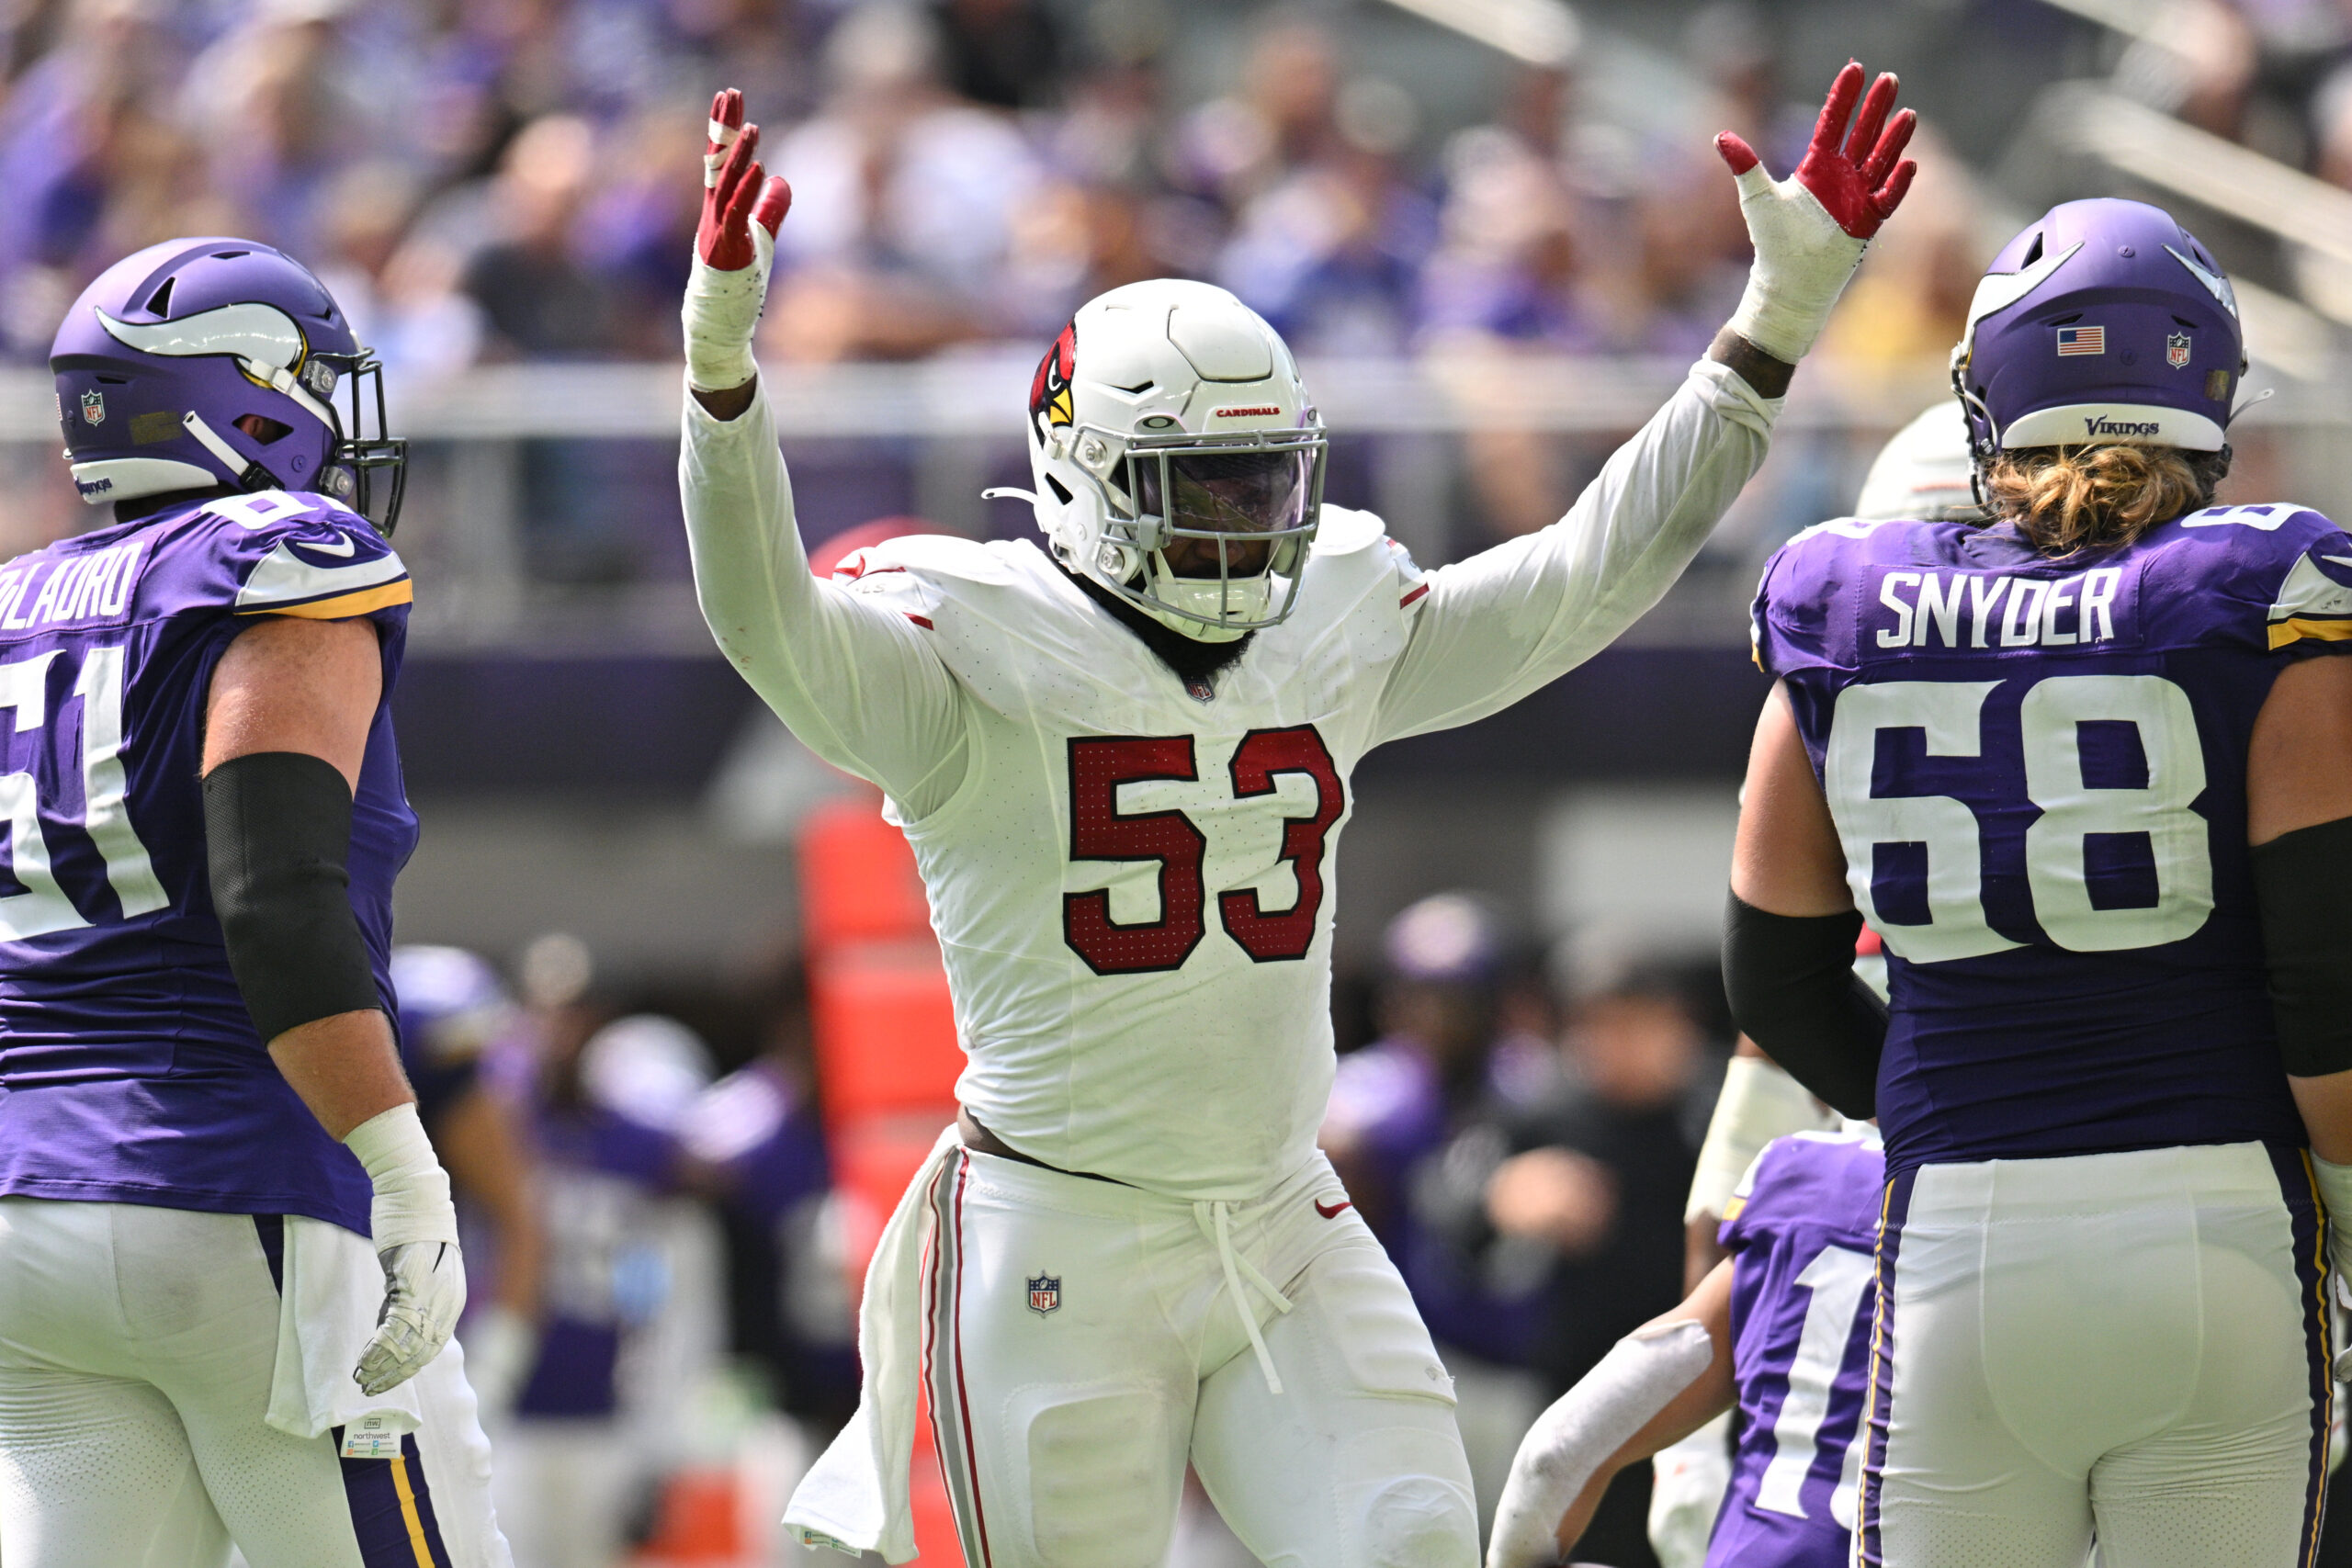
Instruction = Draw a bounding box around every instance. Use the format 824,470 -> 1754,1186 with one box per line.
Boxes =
1017,1386 -> 1182,1568
1362,1473 -> 1479,1568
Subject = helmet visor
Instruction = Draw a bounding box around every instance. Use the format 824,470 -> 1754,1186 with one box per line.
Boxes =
1133,447 -> 1316,578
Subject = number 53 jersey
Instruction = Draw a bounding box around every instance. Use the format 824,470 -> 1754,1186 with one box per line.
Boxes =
0,490 -> 416,1236
838,512 -> 1432,1199
1752,502 -> 2352,1176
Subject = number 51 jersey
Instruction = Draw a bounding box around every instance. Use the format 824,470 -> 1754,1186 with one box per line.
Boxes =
1753,502 -> 2352,1177
0,490 -> 416,1236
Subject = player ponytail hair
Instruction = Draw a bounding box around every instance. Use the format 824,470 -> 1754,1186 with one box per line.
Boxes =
1983,444 -> 2230,555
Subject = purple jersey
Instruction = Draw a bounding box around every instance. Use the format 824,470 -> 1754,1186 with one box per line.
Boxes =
1752,504 -> 2352,1174
1709,1128 -> 1883,1568
0,489 -> 416,1235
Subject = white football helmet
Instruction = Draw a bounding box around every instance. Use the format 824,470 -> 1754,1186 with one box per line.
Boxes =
1001,279 -> 1326,642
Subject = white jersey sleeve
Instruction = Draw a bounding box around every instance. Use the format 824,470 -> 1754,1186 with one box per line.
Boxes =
1372,356 -> 1780,742
678,379 -> 970,818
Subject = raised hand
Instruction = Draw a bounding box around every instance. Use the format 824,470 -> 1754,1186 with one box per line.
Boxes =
685,87 -> 793,394
1717,62 -> 1918,367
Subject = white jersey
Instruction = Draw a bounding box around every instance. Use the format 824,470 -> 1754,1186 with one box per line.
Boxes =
680,358 -> 1780,1201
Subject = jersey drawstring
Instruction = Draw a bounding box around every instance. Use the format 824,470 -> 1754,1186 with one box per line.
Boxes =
1194,1199 -> 1294,1394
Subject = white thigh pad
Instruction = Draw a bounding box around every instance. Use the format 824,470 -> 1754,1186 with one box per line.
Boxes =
1012,1382 -> 1184,1568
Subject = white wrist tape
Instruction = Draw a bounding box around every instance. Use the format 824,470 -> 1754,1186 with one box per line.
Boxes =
1686,1055 -> 1838,1224
345,1102 -> 458,1251
1725,164 -> 1868,365
682,223 -> 775,394
1489,1319 -> 1715,1568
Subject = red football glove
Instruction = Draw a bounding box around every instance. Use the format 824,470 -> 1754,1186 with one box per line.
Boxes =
1718,62 -> 1917,240
698,86 -> 791,270
1716,62 -> 1917,365
684,87 -> 792,391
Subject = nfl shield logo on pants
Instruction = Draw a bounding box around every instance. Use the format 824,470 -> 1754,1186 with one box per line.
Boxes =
2166,332 -> 2192,368
79,390 -> 104,425
1027,1274 -> 1061,1315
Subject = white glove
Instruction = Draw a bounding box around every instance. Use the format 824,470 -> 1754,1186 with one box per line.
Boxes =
345,1102 -> 467,1395
1717,62 -> 1917,365
684,86 -> 793,392
1647,1411 -> 1735,1568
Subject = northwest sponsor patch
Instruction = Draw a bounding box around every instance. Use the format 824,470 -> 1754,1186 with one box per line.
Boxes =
2055,324 -> 2105,356
2167,331 -> 2192,368
1026,1273 -> 1061,1315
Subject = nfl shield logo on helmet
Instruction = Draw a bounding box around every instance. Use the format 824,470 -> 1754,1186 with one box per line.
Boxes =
1026,1274 -> 1061,1315
2167,332 -> 2192,368
79,390 -> 104,425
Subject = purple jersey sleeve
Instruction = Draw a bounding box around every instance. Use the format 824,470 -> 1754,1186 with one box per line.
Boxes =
1707,1130 -> 1885,1568
1749,505 -> 2337,1175
0,490 -> 416,1236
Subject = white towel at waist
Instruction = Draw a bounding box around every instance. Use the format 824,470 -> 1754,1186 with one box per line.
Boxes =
264,1214 -> 426,1457
785,1122 -> 962,1564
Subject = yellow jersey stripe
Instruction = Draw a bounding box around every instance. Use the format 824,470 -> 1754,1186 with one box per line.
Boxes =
236,580 -> 413,621
389,1452 -> 436,1568
2268,615 -> 2352,649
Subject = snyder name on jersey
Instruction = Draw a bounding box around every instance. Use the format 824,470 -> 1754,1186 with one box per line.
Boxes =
682,355 -> 1781,1202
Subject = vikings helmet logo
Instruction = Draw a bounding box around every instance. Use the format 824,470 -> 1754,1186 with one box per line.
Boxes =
1030,321 -> 1075,434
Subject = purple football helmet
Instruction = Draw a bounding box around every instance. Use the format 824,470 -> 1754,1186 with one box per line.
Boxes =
1951,198 -> 2244,466
49,238 -> 405,531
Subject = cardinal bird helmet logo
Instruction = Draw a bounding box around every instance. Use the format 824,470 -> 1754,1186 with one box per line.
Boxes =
1030,321 -> 1075,434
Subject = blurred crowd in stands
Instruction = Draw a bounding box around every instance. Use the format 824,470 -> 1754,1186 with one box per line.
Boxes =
0,0 -> 1995,380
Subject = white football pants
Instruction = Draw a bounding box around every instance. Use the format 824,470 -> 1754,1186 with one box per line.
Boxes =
920,1146 -> 1478,1568
0,1197 -> 508,1568
1860,1142 -> 2330,1568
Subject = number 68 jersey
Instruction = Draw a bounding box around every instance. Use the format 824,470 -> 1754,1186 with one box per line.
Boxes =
0,490 -> 416,1237
1752,502 -> 2352,1176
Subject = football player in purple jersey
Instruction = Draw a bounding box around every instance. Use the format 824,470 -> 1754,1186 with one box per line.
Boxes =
1724,197 -> 2352,1568
0,241 -> 508,1565
1487,1122 -> 1883,1568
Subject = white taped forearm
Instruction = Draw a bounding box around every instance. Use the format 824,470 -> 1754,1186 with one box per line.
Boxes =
1724,166 -> 1866,364
1489,1319 -> 1716,1568
345,1102 -> 457,1250
682,224 -> 775,392
1686,1055 -> 1837,1224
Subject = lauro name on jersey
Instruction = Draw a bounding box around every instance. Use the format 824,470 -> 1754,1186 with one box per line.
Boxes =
1872,567 -> 2124,651
0,540 -> 144,632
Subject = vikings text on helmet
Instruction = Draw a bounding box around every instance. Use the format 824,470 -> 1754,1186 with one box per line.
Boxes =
1951,198 -> 2245,468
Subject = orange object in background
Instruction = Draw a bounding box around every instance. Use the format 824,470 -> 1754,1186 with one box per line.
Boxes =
810,942 -> 964,1127
799,794 -> 932,958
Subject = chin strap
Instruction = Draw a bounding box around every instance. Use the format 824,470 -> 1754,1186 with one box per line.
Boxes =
181,411 -> 276,492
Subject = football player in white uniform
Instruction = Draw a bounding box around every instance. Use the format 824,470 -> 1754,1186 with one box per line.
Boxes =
675,68 -> 1916,1568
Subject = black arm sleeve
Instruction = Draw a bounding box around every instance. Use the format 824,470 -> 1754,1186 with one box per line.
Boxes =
203,750 -> 382,1043
2254,815 -> 2352,1077
1721,891 -> 1887,1118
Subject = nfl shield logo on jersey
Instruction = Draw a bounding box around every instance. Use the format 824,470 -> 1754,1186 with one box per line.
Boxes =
1027,1274 -> 1061,1315
2167,332 -> 2192,368
79,390 -> 104,425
